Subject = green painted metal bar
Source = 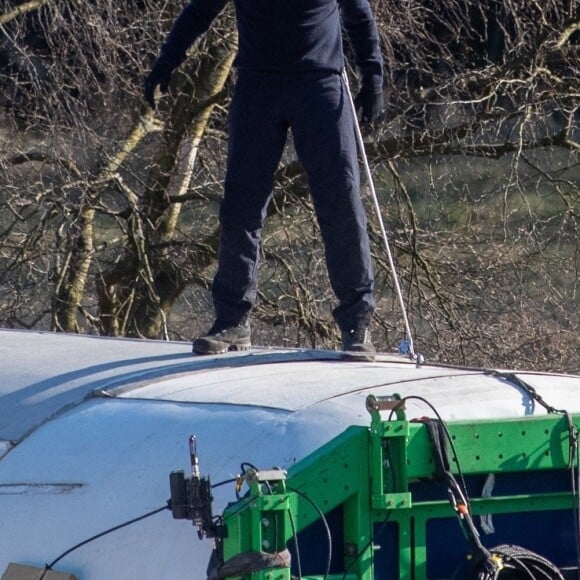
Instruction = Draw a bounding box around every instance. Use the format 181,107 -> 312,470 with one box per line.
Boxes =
405,415 -> 580,479
383,492 -> 578,580
220,404 -> 580,580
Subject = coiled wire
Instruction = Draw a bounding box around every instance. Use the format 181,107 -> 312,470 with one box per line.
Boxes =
454,543 -> 565,579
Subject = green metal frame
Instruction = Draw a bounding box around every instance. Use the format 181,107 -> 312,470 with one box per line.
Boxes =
221,397 -> 580,579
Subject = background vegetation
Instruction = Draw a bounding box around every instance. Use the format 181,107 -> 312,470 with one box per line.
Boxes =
0,0 -> 578,372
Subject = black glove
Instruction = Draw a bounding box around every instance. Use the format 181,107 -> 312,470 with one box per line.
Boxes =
144,57 -> 175,109
354,85 -> 384,124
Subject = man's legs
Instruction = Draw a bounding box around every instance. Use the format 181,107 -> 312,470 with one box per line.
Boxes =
193,75 -> 288,354
290,73 -> 375,347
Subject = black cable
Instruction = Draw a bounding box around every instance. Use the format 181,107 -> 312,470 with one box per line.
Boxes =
211,477 -> 237,488
236,462 -> 260,499
467,544 -> 565,580
286,486 -> 332,580
386,395 -> 496,567
240,461 -> 258,474
40,504 -> 169,579
288,508 -> 303,580
389,395 -> 471,507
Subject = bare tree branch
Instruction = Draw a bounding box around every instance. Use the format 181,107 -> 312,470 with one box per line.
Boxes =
0,0 -> 53,25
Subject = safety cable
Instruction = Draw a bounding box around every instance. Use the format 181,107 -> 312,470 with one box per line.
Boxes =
459,544 -> 566,580
342,69 -> 416,358
388,395 -> 471,505
423,417 -> 489,560
39,504 -> 169,579
211,477 -> 237,488
492,371 -> 569,416
288,509 -> 303,580
287,486 -> 333,580
38,472 -> 240,579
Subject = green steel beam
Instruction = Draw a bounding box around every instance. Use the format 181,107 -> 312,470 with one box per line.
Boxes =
404,415 -> 580,479
221,407 -> 580,580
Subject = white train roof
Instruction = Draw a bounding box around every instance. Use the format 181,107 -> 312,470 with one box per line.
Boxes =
1,329 -> 579,579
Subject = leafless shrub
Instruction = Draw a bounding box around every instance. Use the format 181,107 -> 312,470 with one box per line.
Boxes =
0,0 -> 578,372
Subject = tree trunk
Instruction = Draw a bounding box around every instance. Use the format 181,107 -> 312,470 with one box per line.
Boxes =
98,28 -> 238,339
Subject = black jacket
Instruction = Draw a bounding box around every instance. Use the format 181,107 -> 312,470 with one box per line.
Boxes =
157,0 -> 383,89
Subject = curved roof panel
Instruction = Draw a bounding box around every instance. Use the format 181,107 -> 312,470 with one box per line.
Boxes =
1,329 -> 579,579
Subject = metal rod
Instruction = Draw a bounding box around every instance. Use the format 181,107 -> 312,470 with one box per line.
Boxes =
341,69 -> 415,357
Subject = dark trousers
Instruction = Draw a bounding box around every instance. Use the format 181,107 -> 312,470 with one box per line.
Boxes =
212,71 -> 375,332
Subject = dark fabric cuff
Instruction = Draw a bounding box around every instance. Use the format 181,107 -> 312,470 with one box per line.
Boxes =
361,72 -> 383,92
157,45 -> 187,70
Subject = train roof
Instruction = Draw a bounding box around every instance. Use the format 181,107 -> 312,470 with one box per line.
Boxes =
1,329 -> 579,579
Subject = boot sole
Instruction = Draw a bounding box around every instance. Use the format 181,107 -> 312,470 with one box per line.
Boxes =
341,350 -> 376,363
192,340 -> 251,355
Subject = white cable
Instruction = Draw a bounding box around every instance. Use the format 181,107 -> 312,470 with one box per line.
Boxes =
341,69 -> 416,358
